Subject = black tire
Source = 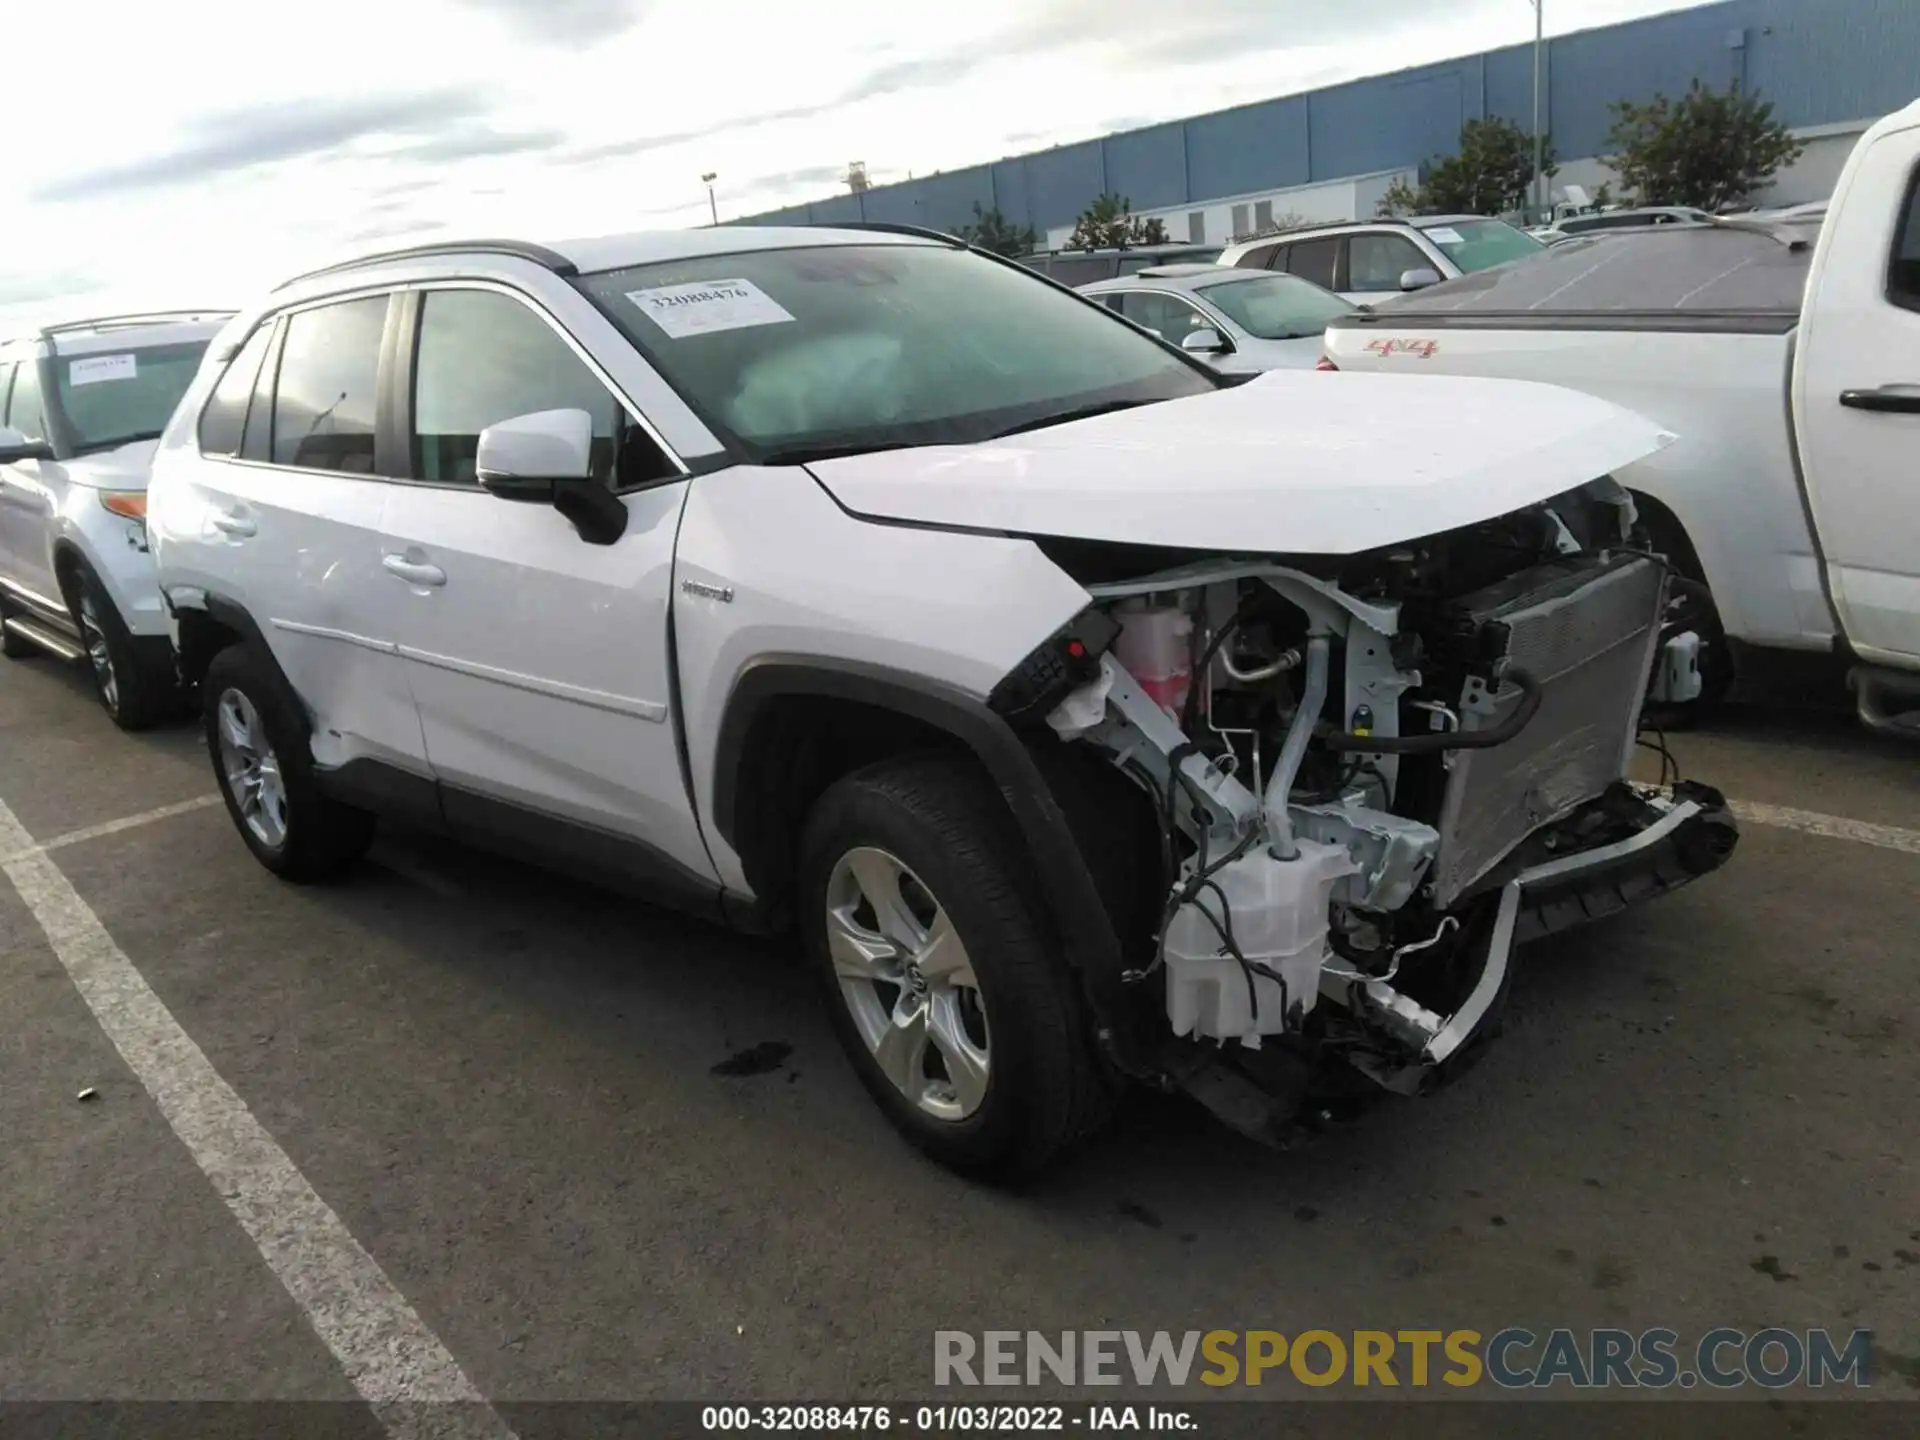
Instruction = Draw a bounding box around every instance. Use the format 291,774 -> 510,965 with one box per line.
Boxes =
202,644 -> 374,881
798,754 -> 1115,1179
66,563 -> 174,731
0,591 -> 34,658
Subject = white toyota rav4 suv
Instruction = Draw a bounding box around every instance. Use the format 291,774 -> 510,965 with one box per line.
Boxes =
147,226 -> 1736,1176
1,311 -> 231,726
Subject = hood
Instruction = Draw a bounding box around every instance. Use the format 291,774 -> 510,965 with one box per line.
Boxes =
806,371 -> 1674,556
65,438 -> 160,490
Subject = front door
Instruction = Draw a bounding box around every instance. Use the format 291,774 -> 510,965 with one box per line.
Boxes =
378,285 -> 717,894
1793,122 -> 1920,665
0,357 -> 67,614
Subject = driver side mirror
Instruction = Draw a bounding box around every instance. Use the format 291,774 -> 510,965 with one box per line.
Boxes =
1399,267 -> 1443,291
476,408 -> 627,546
1181,326 -> 1232,356
0,425 -> 54,464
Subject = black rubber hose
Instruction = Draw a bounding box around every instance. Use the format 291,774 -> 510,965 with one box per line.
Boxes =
1319,668 -> 1543,754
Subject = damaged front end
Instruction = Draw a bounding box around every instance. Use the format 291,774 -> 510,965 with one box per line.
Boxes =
992,480 -> 1738,1141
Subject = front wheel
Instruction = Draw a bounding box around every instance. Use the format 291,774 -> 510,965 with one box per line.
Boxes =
68,565 -> 174,730
798,755 -> 1114,1178
203,644 -> 374,881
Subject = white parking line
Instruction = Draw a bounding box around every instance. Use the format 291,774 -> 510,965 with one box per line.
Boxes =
26,795 -> 224,858
1730,799 -> 1920,857
0,797 -> 515,1440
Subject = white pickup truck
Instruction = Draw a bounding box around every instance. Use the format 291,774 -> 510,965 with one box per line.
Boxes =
1324,98 -> 1920,737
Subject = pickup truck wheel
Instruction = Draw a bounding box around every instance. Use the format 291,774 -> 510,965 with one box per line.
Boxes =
69,567 -> 172,731
203,645 -> 374,881
799,756 -> 1114,1178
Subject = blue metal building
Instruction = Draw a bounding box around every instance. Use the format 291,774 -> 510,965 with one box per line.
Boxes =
740,0 -> 1919,234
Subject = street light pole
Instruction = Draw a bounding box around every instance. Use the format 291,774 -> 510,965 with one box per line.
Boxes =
701,171 -> 719,227
1530,0 -> 1545,223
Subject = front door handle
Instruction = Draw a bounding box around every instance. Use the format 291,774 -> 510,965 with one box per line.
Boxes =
383,554 -> 447,587
1838,384 -> 1920,414
210,510 -> 256,537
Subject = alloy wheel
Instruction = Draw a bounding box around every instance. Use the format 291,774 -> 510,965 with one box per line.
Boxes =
78,592 -> 118,713
825,846 -> 992,1122
215,688 -> 288,848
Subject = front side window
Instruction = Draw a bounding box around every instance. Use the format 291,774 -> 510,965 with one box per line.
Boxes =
1280,238 -> 1342,290
57,341 -> 210,454
271,296 -> 388,473
1115,291 -> 1209,345
1417,218 -> 1545,273
577,243 -> 1214,461
6,357 -> 46,441
1347,233 -> 1431,292
197,326 -> 275,456
1193,274 -> 1356,339
411,288 -> 671,487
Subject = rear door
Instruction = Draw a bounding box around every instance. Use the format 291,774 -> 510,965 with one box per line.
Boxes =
1793,119 -> 1920,665
181,297 -> 431,777
1276,237 -> 1348,299
376,283 -> 717,893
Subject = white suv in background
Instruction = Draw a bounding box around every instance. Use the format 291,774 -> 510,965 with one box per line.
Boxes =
1218,216 -> 1546,303
146,227 -> 1734,1176
0,311 -> 231,727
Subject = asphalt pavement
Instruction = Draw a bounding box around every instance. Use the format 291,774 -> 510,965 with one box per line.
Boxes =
1,652 -> 1915,1438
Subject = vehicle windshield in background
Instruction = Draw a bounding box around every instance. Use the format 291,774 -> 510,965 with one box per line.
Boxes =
1194,273 -> 1356,339
578,244 -> 1216,461
1417,218 -> 1546,273
55,341 -> 211,453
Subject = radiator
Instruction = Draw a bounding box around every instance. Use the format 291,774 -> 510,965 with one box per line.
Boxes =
1428,555 -> 1666,907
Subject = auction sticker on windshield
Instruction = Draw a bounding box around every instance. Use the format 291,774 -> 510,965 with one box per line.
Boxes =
1423,227 -> 1464,245
68,353 -> 138,386
626,279 -> 796,338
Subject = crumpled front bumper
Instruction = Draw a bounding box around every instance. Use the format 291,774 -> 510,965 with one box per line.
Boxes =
1343,780 -> 1737,1092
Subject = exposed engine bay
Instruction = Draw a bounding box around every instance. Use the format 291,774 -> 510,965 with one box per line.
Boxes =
993,479 -> 1738,1135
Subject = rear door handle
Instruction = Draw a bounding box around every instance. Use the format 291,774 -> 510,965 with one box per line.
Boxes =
382,554 -> 447,587
1838,385 -> 1920,414
211,509 -> 256,537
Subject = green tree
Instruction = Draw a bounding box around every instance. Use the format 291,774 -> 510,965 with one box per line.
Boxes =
956,202 -> 1037,258
1604,80 -> 1802,211
1376,118 -> 1554,218
1066,192 -> 1170,250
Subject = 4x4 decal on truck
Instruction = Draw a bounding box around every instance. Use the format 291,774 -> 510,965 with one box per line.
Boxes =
1365,338 -> 1440,360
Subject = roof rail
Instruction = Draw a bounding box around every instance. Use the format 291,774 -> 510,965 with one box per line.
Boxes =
802,220 -> 966,246
37,310 -> 237,338
272,239 -> 580,291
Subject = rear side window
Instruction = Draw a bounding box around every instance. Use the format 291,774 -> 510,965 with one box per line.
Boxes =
1891,166 -> 1920,312
1282,238 -> 1342,290
7,358 -> 46,440
411,288 -> 671,487
271,297 -> 388,473
197,326 -> 275,456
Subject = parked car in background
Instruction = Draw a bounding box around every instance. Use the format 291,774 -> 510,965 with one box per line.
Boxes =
145,225 -> 1734,1176
1077,264 -> 1359,372
1545,206 -> 1716,239
1218,216 -> 1546,303
1018,242 -> 1223,286
1322,95 -> 1920,737
0,311 -> 231,727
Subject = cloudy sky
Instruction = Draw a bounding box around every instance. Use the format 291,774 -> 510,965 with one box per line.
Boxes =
4,0 -> 1720,327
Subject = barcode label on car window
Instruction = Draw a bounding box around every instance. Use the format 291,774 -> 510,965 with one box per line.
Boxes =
68,353 -> 138,386
625,279 -> 796,338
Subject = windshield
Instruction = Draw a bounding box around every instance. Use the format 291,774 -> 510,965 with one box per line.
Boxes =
1416,218 -> 1545,273
54,341 -> 210,451
1192,273 -> 1355,340
577,243 -> 1215,461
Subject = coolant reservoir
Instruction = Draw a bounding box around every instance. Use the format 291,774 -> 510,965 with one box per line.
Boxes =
1113,603 -> 1193,723
1163,839 -> 1354,1046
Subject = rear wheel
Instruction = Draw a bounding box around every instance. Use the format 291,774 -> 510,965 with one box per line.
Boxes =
798,755 -> 1114,1178
203,644 -> 374,881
